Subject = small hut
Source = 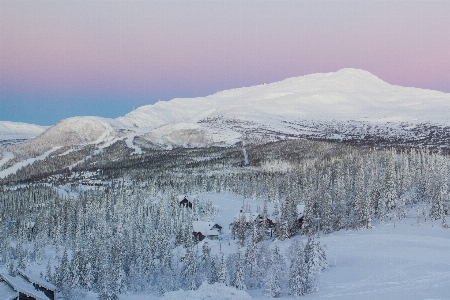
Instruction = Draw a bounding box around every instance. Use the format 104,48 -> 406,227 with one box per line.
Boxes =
179,196 -> 193,208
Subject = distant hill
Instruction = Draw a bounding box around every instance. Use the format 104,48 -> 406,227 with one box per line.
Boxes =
0,121 -> 48,142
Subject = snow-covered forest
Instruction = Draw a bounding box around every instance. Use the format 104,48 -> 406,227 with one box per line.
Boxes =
0,139 -> 449,299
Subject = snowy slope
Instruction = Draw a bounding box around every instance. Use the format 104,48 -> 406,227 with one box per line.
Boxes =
120,68 -> 450,147
122,68 -> 450,126
12,69 -> 450,156
9,116 -> 126,157
0,121 -> 48,142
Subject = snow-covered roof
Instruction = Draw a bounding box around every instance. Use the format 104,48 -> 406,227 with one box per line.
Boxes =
178,195 -> 194,202
0,280 -> 17,300
17,269 -> 57,292
192,221 -> 220,236
0,273 -> 50,300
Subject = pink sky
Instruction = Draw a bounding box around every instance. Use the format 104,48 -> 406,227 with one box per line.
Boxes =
1,1 -> 449,124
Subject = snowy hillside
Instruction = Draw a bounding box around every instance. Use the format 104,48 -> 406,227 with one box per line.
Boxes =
9,69 -> 450,158
0,121 -> 48,142
10,117 -> 125,157
123,68 -> 450,126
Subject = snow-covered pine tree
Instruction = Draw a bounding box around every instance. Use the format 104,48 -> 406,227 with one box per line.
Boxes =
289,240 -> 307,297
199,241 -> 212,283
182,241 -> 198,290
69,249 -> 83,289
235,212 -> 247,246
45,259 -> 53,283
266,244 -> 283,298
218,255 -> 228,285
209,255 -> 219,284
354,164 -> 371,229
304,234 -> 327,293
245,222 -> 259,283
383,157 -> 397,221
430,180 -> 446,221
301,197 -> 315,236
54,248 -> 70,289
232,249 -> 246,290
16,239 -> 26,270
277,220 -> 290,241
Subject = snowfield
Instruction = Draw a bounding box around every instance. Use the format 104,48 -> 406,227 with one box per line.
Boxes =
299,219 -> 450,300
162,282 -> 252,300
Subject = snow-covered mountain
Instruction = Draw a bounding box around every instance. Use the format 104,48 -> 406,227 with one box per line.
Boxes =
0,121 -> 48,142
9,68 -> 450,156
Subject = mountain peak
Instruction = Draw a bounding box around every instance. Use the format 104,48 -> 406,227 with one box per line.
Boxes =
6,68 -> 450,157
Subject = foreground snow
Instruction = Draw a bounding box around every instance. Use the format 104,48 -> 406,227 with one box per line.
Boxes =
303,219 -> 450,300
121,215 -> 450,300
146,207 -> 449,299
163,282 -> 251,300
3,191 -> 448,299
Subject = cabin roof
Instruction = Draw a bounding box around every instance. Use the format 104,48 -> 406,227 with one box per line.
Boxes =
178,195 -> 193,201
0,280 -> 17,300
0,273 -> 51,300
192,221 -> 220,236
17,269 -> 57,292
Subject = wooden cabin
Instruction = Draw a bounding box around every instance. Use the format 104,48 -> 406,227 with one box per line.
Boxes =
192,221 -> 222,241
0,269 -> 59,300
179,197 -> 193,208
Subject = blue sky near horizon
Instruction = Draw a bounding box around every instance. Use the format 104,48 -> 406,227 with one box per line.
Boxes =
1,1 -> 449,126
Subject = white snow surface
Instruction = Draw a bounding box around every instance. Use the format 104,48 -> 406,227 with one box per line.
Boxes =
122,68 -> 450,126
163,282 -> 252,300
0,121 -> 48,141
293,220 -> 450,300
19,68 -> 450,152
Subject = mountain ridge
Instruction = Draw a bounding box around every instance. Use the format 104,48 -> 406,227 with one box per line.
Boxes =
3,68 -> 450,161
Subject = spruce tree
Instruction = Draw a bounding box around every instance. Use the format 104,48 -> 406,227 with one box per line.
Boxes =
266,244 -> 283,298
209,255 -> 219,284
218,255 -> 228,285
304,235 -> 327,293
232,249 -> 246,290
55,248 -> 70,289
289,240 -> 307,297
45,259 -> 53,283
